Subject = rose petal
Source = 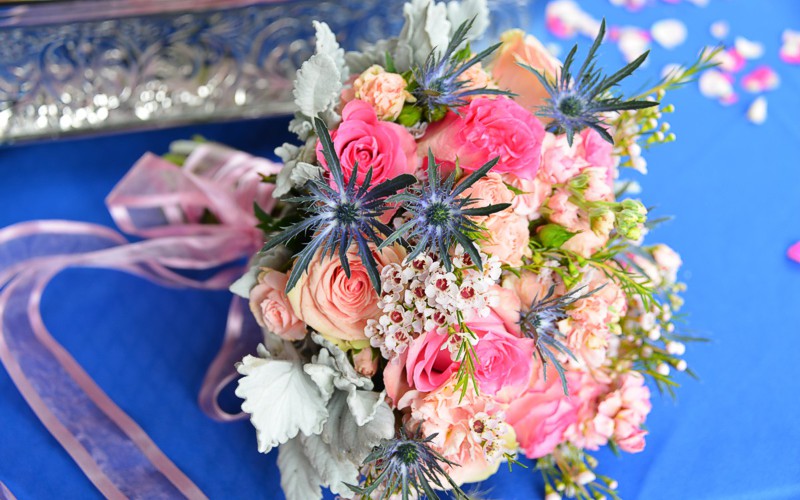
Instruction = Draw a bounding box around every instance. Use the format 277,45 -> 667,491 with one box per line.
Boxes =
651,19 -> 687,50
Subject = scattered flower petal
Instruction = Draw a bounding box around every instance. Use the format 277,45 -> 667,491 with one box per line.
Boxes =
710,21 -> 729,40
712,48 -> 746,73
615,26 -> 652,63
699,69 -> 736,104
780,29 -> 800,64
546,0 -> 601,39
788,242 -> 800,263
746,96 -> 767,125
651,19 -> 687,50
741,66 -> 780,93
734,36 -> 764,60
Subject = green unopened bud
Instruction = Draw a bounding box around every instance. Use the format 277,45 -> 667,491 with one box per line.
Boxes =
426,105 -> 448,123
397,104 -> 422,127
662,103 -> 675,113
569,173 -> 590,191
620,199 -> 647,218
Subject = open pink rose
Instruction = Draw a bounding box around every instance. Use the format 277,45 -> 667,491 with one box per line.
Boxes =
404,329 -> 460,393
468,313 -> 534,397
490,29 -> 561,114
316,99 -> 417,186
287,243 -> 405,342
418,97 -> 545,180
505,361 -> 578,459
249,270 -> 306,341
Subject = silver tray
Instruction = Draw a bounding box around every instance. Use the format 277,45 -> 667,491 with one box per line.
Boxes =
0,0 -> 534,144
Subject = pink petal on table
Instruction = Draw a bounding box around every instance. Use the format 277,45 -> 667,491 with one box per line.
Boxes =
546,0 -> 601,39
714,48 -> 746,73
617,27 -> 652,63
779,29 -> 800,64
741,66 -> 780,93
788,242 -> 800,263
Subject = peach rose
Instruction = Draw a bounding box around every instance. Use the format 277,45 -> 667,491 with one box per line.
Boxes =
353,65 -> 413,121
287,243 -> 405,342
489,29 -> 561,114
456,61 -> 497,94
481,211 -> 532,266
249,269 -> 306,341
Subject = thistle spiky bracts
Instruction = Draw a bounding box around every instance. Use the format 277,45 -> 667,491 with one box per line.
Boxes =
261,117 -> 416,293
519,19 -> 659,146
410,17 -> 512,121
380,149 -> 510,273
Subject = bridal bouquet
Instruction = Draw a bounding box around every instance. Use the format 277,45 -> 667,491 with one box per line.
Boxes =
0,0 -> 711,499
229,1 -> 708,499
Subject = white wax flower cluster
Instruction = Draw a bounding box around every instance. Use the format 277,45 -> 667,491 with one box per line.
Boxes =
365,245 -> 502,360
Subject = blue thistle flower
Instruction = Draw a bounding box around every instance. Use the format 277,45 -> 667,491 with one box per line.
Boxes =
380,150 -> 510,272
262,117 -> 416,293
519,284 -> 601,392
411,18 -> 512,121
349,428 -> 470,500
519,19 -> 658,146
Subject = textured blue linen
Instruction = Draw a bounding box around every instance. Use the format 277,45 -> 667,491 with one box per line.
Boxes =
1,1 -> 800,498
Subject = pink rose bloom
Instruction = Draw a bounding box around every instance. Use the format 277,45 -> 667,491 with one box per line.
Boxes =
582,166 -> 614,202
505,173 -> 552,220
489,29 -> 561,114
418,97 -> 545,180
383,352 -> 412,407
505,360 -> 578,459
316,99 -> 417,186
287,243 -> 405,342
580,128 -> 615,181
353,65 -> 412,121
404,329 -> 460,392
249,269 -> 306,341
353,347 -> 379,378
564,369 -> 615,450
468,313 -> 534,397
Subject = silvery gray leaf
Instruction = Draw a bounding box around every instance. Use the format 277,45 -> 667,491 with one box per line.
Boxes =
277,438 -> 323,500
399,0 -> 452,67
288,115 -> 314,141
290,161 -> 323,187
299,433 -> 360,498
309,333 -> 373,390
236,347 -> 329,453
447,0 -> 490,41
313,21 -> 349,82
292,53 -> 343,118
321,390 -> 395,465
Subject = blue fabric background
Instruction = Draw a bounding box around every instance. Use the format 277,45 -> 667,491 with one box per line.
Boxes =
1,0 -> 799,498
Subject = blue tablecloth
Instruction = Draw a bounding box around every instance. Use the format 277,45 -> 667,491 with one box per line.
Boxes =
2,1 -> 800,498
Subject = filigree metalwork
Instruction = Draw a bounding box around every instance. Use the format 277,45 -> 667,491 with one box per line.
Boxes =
0,0 -> 531,144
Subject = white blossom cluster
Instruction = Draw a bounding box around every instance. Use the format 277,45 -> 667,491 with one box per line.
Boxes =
469,411 -> 513,463
365,245 -> 502,360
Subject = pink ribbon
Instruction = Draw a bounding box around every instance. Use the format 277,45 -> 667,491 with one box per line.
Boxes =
0,145 -> 280,497
789,242 -> 800,263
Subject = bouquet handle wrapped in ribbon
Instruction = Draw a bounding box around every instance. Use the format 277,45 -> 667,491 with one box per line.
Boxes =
0,145 -> 278,499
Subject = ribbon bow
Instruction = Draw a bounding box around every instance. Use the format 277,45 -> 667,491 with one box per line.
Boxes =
0,145 -> 280,499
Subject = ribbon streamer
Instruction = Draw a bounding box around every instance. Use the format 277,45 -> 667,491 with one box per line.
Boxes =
0,146 -> 279,497
0,482 -> 16,500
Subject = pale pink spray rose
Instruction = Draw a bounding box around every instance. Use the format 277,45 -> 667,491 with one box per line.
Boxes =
489,29 -> 562,115
502,268 -> 562,310
353,65 -> 414,121
612,371 -> 652,452
651,244 -> 682,284
504,360 -> 578,459
316,99 -> 417,186
287,243 -> 405,342
418,97 -> 545,180
505,173 -> 552,220
539,132 -> 591,185
458,173 -> 532,266
249,269 -> 307,341
564,369 -> 615,450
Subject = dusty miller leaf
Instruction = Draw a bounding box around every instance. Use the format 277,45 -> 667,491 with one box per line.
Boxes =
277,438 -> 323,500
313,21 -> 349,82
300,433 -> 360,498
447,0 -> 490,41
400,0 -> 452,67
292,54 -> 342,118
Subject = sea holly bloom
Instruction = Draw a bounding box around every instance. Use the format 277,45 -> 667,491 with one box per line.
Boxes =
349,428 -> 470,500
380,150 -> 511,273
520,19 -> 658,145
263,117 -> 416,292
410,18 -> 511,121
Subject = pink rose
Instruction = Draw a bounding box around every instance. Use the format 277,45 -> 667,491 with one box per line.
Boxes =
418,97 -> 545,180
468,313 -> 534,397
539,132 -> 590,184
546,188 -> 582,231
404,329 -> 460,393
580,128 -> 615,175
489,29 -> 562,115
317,99 -> 417,186
505,361 -> 578,459
249,270 -> 306,341
353,65 -> 412,121
287,243 -> 405,342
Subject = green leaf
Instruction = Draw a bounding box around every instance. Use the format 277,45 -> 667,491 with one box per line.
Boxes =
453,41 -> 472,63
384,51 -> 397,73
538,224 -> 577,248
